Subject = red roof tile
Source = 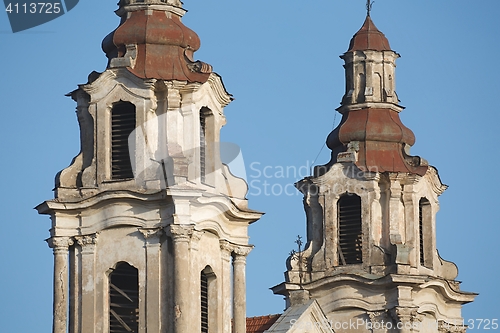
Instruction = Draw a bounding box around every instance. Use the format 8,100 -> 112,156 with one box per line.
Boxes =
246,314 -> 281,333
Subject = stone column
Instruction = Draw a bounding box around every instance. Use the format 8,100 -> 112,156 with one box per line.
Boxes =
232,246 -> 252,333
75,234 -> 98,333
47,236 -> 74,333
166,224 -> 194,333
139,228 -> 163,332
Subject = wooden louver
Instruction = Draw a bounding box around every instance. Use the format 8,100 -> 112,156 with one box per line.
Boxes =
109,263 -> 139,333
111,102 -> 136,180
201,272 -> 209,333
199,109 -> 207,183
338,194 -> 363,265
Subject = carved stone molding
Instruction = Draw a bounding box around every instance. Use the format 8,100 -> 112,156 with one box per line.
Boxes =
437,321 -> 467,333
139,228 -> 163,244
47,236 -> 74,252
232,245 -> 253,263
75,234 -> 98,254
389,306 -> 421,329
220,240 -> 233,261
368,310 -> 394,331
165,224 -> 194,243
233,245 -> 253,257
166,80 -> 188,110
189,230 -> 203,251
75,234 -> 98,247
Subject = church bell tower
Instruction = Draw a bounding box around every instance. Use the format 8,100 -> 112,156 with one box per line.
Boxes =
270,12 -> 476,333
36,1 -> 262,333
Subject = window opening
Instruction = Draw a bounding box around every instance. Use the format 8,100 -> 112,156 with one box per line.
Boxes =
111,101 -> 136,180
109,262 -> 139,333
338,194 -> 363,264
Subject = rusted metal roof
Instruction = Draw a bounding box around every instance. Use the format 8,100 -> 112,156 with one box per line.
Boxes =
246,314 -> 281,333
327,108 -> 428,176
103,9 -> 211,83
348,15 -> 391,52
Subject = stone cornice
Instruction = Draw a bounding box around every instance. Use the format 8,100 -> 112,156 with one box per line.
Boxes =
207,73 -> 233,107
81,68 -> 156,100
116,4 -> 186,18
36,190 -> 167,215
425,166 -> 448,196
336,102 -> 404,114
274,273 -> 476,305
196,194 -> 263,223
419,279 -> 477,303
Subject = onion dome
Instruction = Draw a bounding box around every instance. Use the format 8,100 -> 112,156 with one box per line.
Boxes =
347,15 -> 391,52
102,2 -> 212,83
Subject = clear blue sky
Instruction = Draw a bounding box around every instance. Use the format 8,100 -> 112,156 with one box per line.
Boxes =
1,1 -> 499,331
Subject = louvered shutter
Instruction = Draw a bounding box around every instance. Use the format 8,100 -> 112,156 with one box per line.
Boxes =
338,194 -> 363,264
111,102 -> 135,180
201,272 -> 209,333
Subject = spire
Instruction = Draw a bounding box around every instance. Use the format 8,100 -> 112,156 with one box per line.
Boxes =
102,0 -> 212,83
366,0 -> 374,17
322,14 -> 428,176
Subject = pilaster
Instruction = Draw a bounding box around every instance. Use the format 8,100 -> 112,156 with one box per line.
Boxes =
74,234 -> 98,333
166,224 -> 194,333
47,236 -> 74,333
139,228 -> 163,332
220,240 -> 234,333
232,245 -> 253,333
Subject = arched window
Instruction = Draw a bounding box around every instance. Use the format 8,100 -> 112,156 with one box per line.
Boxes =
111,101 -> 136,180
337,194 -> 363,265
419,198 -> 432,268
200,266 -> 217,333
199,107 -> 214,185
200,271 -> 209,333
109,262 -> 139,333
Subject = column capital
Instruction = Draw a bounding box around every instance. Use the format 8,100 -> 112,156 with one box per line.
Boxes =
165,224 -> 194,242
74,233 -> 98,247
233,245 -> 253,259
139,228 -> 163,243
220,240 -> 234,253
389,306 -> 421,328
220,240 -> 234,262
46,236 -> 74,250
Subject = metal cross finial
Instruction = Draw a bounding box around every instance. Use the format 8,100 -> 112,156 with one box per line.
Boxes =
366,0 -> 374,16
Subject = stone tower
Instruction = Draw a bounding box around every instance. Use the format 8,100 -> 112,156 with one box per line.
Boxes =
36,1 -> 262,333
269,14 -> 476,333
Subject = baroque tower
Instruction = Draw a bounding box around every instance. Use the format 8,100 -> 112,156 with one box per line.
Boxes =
269,13 -> 476,333
36,1 -> 262,333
